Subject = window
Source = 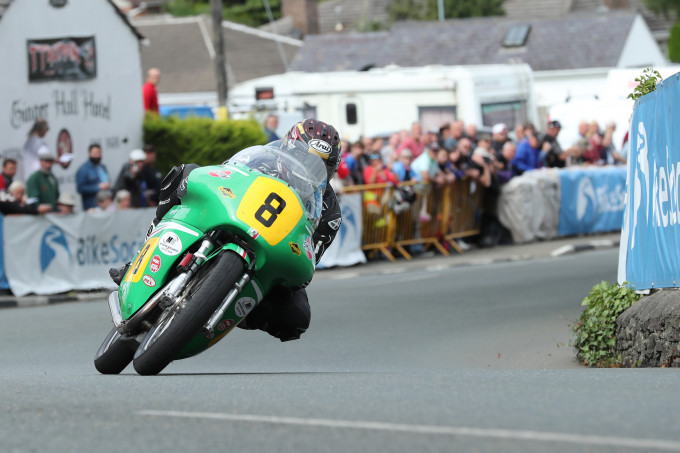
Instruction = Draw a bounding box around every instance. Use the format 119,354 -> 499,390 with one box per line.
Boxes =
503,25 -> 531,47
481,101 -> 527,129
346,103 -> 358,125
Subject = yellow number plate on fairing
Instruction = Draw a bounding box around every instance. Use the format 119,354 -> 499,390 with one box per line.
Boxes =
236,176 -> 303,246
124,237 -> 159,283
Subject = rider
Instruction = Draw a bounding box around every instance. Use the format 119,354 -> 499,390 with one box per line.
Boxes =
109,119 -> 343,342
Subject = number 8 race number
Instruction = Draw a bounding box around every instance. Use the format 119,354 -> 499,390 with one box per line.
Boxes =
254,192 -> 286,227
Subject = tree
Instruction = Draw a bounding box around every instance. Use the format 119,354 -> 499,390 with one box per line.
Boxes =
164,0 -> 281,27
643,0 -> 680,62
642,0 -> 680,18
387,0 -> 504,22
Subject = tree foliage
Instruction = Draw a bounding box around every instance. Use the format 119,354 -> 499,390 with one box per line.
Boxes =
387,0 -> 504,22
642,0 -> 680,19
163,0 -> 281,27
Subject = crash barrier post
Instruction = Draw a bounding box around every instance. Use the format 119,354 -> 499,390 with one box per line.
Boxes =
343,183 -> 397,261
342,178 -> 484,261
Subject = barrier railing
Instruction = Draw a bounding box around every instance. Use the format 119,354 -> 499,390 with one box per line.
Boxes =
342,178 -> 485,261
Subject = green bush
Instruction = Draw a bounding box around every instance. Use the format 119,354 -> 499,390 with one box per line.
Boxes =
573,281 -> 642,367
627,67 -> 663,101
143,114 -> 267,174
669,22 -> 680,63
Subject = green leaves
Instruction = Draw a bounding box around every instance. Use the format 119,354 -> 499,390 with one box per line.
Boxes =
572,281 -> 642,367
627,67 -> 663,101
142,114 -> 267,174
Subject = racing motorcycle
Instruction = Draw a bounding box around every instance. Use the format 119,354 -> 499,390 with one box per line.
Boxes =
94,140 -> 326,375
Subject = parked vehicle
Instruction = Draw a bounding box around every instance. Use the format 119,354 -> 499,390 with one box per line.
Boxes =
228,64 -> 539,141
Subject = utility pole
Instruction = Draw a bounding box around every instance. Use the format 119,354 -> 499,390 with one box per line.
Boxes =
211,0 -> 228,119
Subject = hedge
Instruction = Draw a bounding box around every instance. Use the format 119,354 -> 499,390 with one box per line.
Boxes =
142,114 -> 268,174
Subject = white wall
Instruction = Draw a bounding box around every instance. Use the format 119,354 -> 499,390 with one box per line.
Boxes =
617,14 -> 667,68
0,0 -> 144,209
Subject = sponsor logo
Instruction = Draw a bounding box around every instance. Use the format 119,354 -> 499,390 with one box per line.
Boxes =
142,275 -> 156,287
219,186 -> 235,198
248,227 -> 259,239
209,170 -> 232,179
328,217 -> 342,231
40,225 -> 72,272
159,232 -> 182,256
303,236 -> 314,260
150,255 -> 161,273
217,319 -> 234,331
289,242 -> 301,256
235,297 -> 256,317
628,120 -> 680,250
309,139 -> 331,158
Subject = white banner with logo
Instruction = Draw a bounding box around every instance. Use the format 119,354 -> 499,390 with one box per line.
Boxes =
317,193 -> 366,268
4,209 -> 153,296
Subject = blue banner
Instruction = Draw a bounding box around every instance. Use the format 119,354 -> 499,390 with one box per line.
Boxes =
619,72 -> 680,289
558,167 -> 626,236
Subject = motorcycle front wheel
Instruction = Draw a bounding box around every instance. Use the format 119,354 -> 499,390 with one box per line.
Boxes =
94,327 -> 138,374
132,250 -> 246,376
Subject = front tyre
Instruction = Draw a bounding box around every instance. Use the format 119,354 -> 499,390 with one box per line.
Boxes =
132,251 -> 246,376
94,327 -> 137,374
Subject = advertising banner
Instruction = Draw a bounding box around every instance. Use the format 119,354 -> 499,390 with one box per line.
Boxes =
619,74 -> 680,289
27,36 -> 97,82
558,167 -> 626,236
3,209 -> 153,296
317,193 -> 367,268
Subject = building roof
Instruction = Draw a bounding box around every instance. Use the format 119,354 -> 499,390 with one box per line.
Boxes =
290,11 -> 639,73
132,15 -> 301,94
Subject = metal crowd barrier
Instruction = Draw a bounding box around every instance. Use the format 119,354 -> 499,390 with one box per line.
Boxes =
342,178 -> 485,261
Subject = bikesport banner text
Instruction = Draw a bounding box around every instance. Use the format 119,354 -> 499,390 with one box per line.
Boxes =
4,209 -> 152,296
619,72 -> 680,289
558,167 -> 626,237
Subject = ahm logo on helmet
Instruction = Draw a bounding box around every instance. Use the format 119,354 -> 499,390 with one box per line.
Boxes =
309,139 -> 331,157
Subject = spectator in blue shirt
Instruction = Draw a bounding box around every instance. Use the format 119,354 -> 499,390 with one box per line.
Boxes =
264,114 -> 279,143
76,144 -> 110,210
511,130 -> 542,177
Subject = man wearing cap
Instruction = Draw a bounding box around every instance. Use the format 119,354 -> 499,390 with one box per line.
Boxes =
113,149 -> 148,208
490,123 -> 509,155
542,120 -> 566,168
26,151 -> 59,210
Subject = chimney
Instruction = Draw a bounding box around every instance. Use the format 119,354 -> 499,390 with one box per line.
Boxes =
281,0 -> 319,36
604,0 -> 629,9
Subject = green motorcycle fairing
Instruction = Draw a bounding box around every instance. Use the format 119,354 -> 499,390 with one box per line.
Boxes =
116,141 -> 327,357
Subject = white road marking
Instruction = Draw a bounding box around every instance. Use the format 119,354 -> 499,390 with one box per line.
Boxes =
136,410 -> 680,451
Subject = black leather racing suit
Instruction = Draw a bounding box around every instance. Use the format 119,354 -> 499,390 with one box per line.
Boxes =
151,162 -> 342,342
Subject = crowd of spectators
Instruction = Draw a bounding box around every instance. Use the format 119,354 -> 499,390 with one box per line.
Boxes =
327,117 -> 626,248
0,118 -> 163,217
331,118 -> 625,191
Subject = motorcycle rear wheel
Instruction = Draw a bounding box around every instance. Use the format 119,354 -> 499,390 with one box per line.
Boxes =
132,250 -> 246,375
94,327 -> 138,374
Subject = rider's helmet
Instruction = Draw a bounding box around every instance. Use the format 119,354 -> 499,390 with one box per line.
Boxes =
283,119 -> 341,181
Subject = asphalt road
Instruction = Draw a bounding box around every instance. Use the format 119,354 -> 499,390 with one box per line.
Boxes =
2,248 -> 680,453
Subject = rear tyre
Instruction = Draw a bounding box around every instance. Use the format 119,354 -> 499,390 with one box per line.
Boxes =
94,327 -> 137,374
132,251 -> 246,376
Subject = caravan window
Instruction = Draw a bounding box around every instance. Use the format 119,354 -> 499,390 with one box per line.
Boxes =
418,106 -> 456,134
481,101 -> 527,129
346,103 -> 358,125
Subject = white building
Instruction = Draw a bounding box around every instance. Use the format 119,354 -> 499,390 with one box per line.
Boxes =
0,0 -> 145,207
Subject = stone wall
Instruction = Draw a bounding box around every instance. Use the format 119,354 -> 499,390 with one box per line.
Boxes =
616,290 -> 680,367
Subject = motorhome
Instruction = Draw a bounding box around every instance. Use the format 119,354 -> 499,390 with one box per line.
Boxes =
228,64 -> 539,141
